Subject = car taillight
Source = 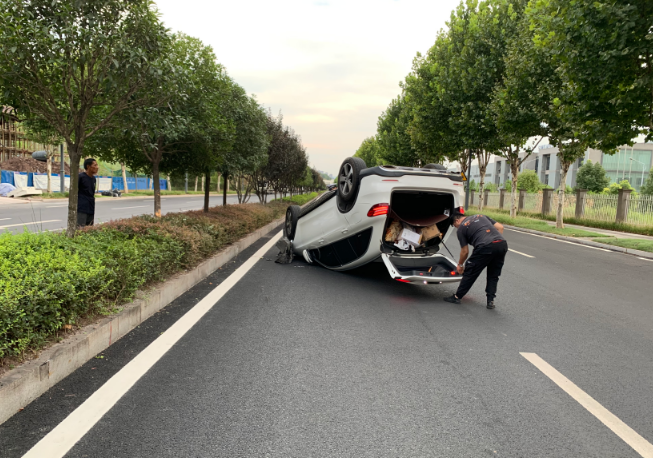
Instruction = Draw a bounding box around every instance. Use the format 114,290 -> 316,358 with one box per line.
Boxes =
367,203 -> 389,217
396,278 -> 411,283
451,271 -> 457,275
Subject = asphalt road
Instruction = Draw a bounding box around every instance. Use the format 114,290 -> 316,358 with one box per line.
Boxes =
2,224 -> 653,457
0,194 -> 261,234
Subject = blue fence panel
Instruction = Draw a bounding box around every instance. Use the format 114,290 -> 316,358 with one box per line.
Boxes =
112,177 -> 123,191
136,177 -> 147,190
1,170 -> 13,184
160,179 -> 167,191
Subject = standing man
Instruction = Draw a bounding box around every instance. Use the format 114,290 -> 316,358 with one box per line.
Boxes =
444,208 -> 508,309
77,158 -> 98,228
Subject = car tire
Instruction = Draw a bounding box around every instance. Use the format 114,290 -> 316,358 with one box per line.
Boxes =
284,205 -> 301,240
337,157 -> 366,203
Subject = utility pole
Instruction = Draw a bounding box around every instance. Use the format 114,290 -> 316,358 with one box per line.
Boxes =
59,144 -> 65,193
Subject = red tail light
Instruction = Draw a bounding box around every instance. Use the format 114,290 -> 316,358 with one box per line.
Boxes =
367,203 -> 389,217
451,271 -> 457,275
396,278 -> 411,283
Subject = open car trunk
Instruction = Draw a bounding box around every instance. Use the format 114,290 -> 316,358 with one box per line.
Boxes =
380,190 -> 461,284
382,191 -> 454,255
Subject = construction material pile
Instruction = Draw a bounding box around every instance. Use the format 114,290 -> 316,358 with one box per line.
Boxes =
0,157 -> 77,174
384,219 -> 442,252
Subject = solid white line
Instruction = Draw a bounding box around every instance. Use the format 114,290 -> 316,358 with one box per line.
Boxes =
0,220 -> 61,229
638,257 -> 653,262
22,231 -> 283,458
0,217 -> 11,221
110,205 -> 146,210
521,352 -> 653,458
46,205 -> 68,208
508,248 -> 534,258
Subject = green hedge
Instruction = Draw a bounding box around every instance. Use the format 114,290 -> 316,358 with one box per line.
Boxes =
0,201 -> 293,361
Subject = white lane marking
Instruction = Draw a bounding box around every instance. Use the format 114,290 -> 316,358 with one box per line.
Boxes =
0,217 -> 11,221
46,205 -> 68,208
508,248 -> 534,258
507,229 -> 612,252
23,231 -> 283,458
0,220 -> 61,229
521,353 -> 653,458
638,257 -> 653,262
110,205 -> 146,210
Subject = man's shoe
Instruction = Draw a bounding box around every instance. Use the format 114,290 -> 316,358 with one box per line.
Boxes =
487,300 -> 495,309
444,295 -> 461,304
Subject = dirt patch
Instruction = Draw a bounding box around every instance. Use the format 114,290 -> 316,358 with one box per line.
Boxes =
0,157 -> 79,174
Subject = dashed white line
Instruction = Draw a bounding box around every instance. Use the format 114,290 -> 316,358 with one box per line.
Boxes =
638,257 -> 653,262
507,229 -> 612,252
0,217 -> 11,221
508,248 -> 534,258
110,205 -> 146,210
22,231 -> 283,458
521,352 -> 653,458
0,220 -> 61,229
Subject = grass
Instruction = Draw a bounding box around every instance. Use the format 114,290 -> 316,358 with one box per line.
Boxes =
467,209 -> 603,237
591,238 -> 653,253
276,192 -> 319,206
477,207 -> 653,237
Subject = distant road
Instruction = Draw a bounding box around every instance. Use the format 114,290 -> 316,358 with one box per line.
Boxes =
0,194 -> 261,234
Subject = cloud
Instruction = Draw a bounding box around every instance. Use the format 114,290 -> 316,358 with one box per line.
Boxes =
155,0 -> 461,175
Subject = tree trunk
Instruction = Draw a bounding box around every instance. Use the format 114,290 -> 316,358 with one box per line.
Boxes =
217,174 -> 221,192
167,175 -> 171,192
46,156 -> 52,193
556,160 -> 571,228
510,161 -> 520,218
204,170 -> 210,213
194,176 -> 198,192
152,157 -> 162,218
222,174 -> 228,206
121,163 -> 129,194
201,175 -> 205,193
65,143 -> 81,237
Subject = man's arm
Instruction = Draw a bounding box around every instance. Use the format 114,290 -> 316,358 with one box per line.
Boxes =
457,245 -> 469,274
494,222 -> 504,234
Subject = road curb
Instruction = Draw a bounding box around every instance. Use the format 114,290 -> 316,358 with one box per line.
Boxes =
504,225 -> 653,260
0,217 -> 284,426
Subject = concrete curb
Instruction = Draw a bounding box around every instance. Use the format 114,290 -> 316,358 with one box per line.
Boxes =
505,225 -> 653,260
0,217 -> 284,426
8,193 -> 243,203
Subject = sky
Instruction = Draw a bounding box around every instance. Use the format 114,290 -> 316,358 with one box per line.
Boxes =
155,0 -> 461,177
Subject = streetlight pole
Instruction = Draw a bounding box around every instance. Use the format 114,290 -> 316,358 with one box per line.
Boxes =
630,157 -> 646,189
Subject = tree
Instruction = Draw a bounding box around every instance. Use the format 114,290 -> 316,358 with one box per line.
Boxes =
0,0 -> 169,236
531,0 -> 653,150
516,170 -> 543,193
641,169 -> 653,196
376,96 -> 417,166
575,160 -> 610,193
354,137 -> 381,167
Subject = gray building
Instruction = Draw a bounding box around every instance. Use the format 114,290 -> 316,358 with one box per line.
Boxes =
468,142 -> 653,192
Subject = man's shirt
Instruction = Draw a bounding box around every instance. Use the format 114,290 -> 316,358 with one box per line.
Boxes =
456,214 -> 505,249
77,172 -> 96,215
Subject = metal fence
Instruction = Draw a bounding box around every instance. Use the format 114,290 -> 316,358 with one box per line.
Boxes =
475,190 -> 653,227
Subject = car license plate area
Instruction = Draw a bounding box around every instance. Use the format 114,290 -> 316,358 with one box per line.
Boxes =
381,253 -> 461,283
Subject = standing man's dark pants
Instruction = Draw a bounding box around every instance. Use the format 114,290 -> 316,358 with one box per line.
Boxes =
455,240 -> 508,301
77,212 -> 94,228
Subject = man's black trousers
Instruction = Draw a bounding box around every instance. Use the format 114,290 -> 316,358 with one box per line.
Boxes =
455,240 -> 508,301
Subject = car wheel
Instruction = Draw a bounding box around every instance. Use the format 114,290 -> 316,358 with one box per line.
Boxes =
338,157 -> 366,203
284,205 -> 301,240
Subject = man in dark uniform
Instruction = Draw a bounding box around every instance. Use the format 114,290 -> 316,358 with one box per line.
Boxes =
77,158 -> 98,228
444,208 -> 508,309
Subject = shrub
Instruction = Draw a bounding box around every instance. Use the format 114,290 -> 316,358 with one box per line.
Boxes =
0,202 -> 289,361
517,170 -> 544,193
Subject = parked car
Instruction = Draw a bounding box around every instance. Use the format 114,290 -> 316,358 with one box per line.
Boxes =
282,157 -> 466,284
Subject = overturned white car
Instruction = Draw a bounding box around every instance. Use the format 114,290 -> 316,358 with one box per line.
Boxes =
282,157 -> 466,285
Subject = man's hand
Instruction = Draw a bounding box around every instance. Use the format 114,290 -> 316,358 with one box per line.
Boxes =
457,264 -> 464,275
494,222 -> 504,234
